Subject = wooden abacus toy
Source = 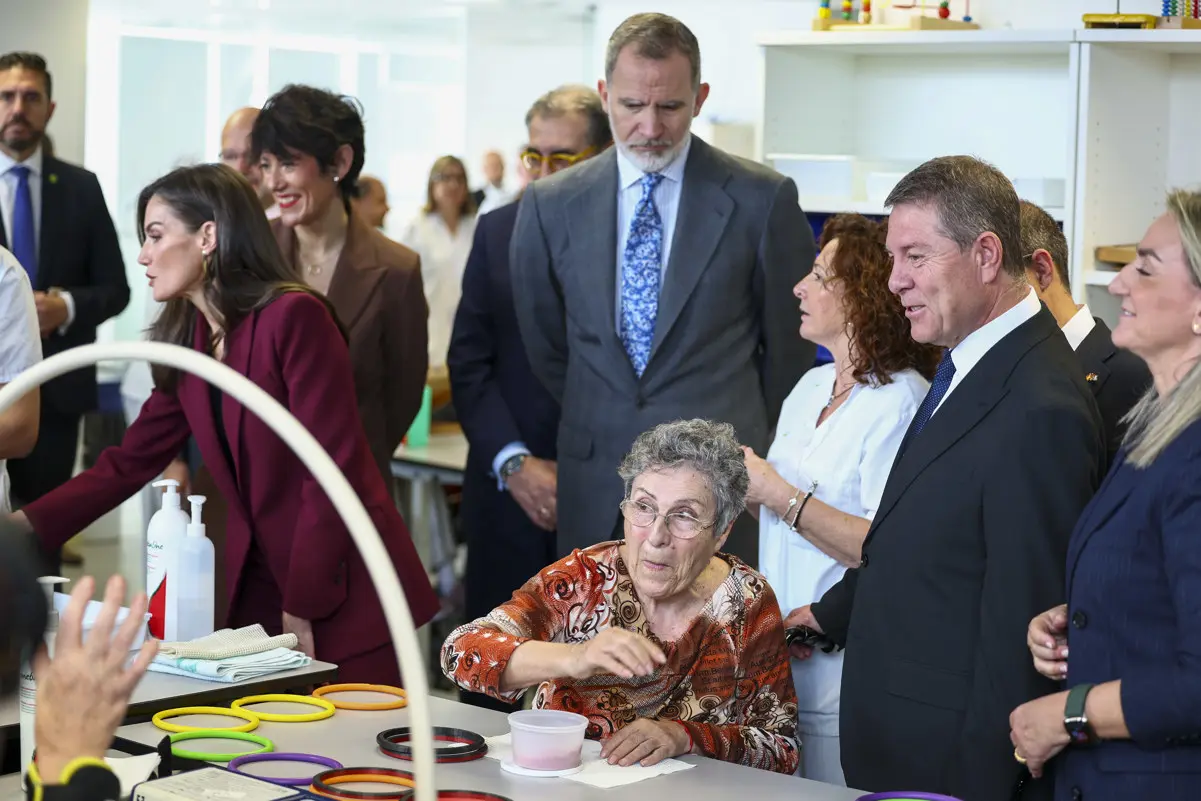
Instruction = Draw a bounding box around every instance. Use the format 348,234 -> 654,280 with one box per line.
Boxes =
1083,0 -> 1201,29
813,0 -> 980,32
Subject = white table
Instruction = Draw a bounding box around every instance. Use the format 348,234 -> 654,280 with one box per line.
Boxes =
0,660 -> 338,733
114,695 -> 865,801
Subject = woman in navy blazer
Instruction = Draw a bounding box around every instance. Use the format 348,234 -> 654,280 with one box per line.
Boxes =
11,164 -> 439,683
1010,190 -> 1201,801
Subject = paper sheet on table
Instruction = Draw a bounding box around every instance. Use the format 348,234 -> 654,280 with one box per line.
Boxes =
484,733 -> 694,789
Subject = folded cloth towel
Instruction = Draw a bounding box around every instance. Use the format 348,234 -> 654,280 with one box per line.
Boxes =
156,625 -> 298,660
147,647 -> 311,683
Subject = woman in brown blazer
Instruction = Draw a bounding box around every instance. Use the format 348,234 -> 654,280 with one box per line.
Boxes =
253,85 -> 428,483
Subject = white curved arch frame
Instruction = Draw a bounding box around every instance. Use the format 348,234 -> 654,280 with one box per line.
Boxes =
0,342 -> 436,801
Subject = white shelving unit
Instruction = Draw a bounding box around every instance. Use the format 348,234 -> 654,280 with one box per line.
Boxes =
1073,29 -> 1201,324
759,28 -> 1080,292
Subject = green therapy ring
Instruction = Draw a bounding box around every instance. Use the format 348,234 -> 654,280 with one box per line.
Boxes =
170,729 -> 275,763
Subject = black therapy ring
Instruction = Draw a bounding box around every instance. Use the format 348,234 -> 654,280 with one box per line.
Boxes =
310,767 -> 415,800
376,727 -> 487,762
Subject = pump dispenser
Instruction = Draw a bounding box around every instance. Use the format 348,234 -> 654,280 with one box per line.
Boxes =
146,478 -> 189,640
19,576 -> 69,781
167,495 -> 215,643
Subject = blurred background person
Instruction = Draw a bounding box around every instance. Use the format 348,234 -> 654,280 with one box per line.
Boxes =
743,213 -> 940,785
219,107 -> 277,218
401,155 -> 476,373
352,174 -> 390,230
256,84 -> 428,484
448,83 -> 611,712
0,52 -> 129,570
1011,191 -> 1201,801
472,149 -> 514,215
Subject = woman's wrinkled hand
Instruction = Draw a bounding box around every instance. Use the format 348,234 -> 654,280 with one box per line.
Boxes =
1028,604 -> 1069,680
741,446 -> 789,511
34,576 -> 158,782
571,628 -> 666,681
282,612 -> 316,659
600,718 -> 691,767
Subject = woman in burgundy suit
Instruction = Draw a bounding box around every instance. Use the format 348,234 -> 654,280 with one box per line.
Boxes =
12,163 -> 439,684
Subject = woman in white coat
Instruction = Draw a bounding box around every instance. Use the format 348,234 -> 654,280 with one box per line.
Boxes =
743,214 -> 941,785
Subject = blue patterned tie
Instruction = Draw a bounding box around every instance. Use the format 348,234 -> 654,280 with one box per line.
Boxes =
10,165 -> 36,284
909,349 -> 956,440
620,173 -> 664,377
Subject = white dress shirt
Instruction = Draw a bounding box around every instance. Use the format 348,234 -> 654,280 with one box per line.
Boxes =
0,247 -> 42,512
477,184 -> 516,216
759,363 -> 929,735
933,288 -> 1041,416
1061,304 -> 1096,352
614,136 -> 691,329
0,144 -> 76,331
400,211 -> 477,369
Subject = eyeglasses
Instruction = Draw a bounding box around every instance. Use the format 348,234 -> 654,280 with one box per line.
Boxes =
519,145 -> 597,174
432,172 -> 466,184
619,499 -> 714,540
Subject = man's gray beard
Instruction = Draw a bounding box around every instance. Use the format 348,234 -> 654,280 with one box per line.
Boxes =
616,138 -> 684,174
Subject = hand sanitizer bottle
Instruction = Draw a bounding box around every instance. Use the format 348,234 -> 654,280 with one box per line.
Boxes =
19,576 -> 69,786
146,479 -> 188,640
168,495 -> 215,643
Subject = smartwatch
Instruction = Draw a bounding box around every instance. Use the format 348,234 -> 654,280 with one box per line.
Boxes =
499,453 -> 528,481
1064,682 -> 1097,745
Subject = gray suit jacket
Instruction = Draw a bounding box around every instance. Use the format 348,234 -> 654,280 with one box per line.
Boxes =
510,136 -> 817,556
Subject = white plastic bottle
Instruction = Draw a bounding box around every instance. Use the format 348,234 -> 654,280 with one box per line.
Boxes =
20,576 -> 69,784
167,495 -> 215,643
146,479 -> 189,640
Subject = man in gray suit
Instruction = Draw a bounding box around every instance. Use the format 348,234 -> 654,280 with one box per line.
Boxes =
510,12 -> 816,565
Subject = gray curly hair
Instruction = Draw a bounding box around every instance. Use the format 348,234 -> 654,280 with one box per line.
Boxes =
617,419 -> 749,535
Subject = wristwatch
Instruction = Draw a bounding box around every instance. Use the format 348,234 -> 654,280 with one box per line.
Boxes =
1064,683 -> 1097,745
499,453 -> 528,481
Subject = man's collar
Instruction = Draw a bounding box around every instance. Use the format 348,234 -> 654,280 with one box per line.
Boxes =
0,143 -> 43,176
617,133 -> 693,190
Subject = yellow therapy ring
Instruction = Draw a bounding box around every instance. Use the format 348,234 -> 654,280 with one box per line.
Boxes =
312,683 -> 408,711
153,706 -> 260,733
232,694 -> 336,722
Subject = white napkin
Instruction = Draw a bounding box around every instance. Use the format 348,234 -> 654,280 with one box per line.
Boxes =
104,753 -> 161,797
484,733 -> 694,788
156,625 -> 299,660
147,647 -> 311,683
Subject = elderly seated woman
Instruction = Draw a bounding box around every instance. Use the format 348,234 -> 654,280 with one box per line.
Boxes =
441,419 -> 799,774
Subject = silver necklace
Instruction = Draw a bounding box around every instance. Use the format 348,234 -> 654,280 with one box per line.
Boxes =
825,382 -> 854,409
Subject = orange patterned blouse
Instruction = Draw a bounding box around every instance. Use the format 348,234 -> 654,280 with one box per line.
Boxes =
440,541 -> 799,774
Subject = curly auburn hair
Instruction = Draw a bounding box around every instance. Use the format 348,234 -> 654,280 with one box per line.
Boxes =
818,214 -> 942,385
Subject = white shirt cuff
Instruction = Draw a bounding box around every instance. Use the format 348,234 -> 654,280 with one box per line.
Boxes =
493,441 -> 531,491
56,290 -> 76,335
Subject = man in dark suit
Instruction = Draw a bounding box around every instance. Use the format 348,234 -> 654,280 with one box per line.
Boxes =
510,13 -> 816,565
1020,200 -> 1151,466
448,85 -> 612,712
0,53 -> 129,538
790,157 -> 1106,801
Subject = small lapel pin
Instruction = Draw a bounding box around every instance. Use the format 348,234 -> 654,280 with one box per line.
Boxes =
48,173 -> 57,184
1086,372 -> 1099,383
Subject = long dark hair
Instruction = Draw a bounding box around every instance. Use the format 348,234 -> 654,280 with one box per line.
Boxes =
137,163 -> 340,391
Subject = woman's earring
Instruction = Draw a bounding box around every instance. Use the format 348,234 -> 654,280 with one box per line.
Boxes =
202,250 -> 213,280
1193,319 -> 1201,336
333,175 -> 340,184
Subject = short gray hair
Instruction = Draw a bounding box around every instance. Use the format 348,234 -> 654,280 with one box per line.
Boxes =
885,155 -> 1025,279
617,419 -> 748,536
524,84 -> 612,152
604,13 -> 701,93
1019,200 -> 1070,289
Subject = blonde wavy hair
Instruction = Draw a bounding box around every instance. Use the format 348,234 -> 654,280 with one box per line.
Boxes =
1123,189 -> 1201,468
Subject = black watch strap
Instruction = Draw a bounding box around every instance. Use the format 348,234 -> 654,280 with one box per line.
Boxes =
1064,682 -> 1097,745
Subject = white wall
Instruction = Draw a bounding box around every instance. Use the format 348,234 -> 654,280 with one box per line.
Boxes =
0,0 -> 90,164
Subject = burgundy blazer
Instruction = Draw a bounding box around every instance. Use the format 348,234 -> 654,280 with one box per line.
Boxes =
24,292 -> 439,664
272,213 -> 428,484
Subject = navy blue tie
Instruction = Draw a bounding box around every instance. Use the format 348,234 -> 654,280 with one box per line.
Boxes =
10,165 -> 36,284
909,349 -> 956,440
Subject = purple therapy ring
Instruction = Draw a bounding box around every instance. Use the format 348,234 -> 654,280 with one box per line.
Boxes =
227,752 -> 345,786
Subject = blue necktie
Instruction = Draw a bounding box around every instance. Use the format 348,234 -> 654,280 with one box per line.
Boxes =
10,165 -> 36,284
909,349 -> 956,440
620,173 -> 664,377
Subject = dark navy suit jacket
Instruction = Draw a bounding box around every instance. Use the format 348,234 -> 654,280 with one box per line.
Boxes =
1057,418 -> 1201,801
447,200 -> 559,618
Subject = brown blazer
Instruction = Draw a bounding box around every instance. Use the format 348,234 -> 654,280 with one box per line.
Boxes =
273,211 -> 429,483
